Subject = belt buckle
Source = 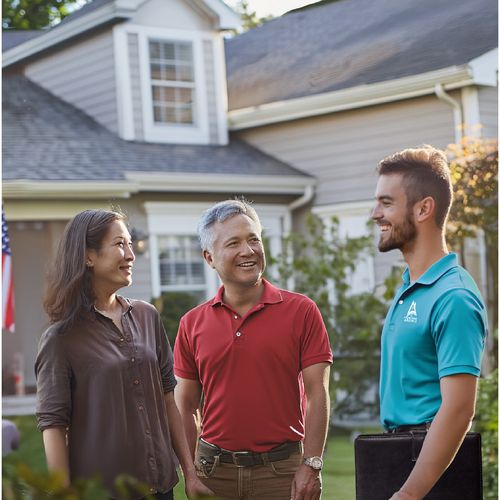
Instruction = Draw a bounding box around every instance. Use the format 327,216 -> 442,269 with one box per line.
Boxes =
231,451 -> 252,467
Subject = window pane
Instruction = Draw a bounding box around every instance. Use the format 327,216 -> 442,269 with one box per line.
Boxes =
178,106 -> 193,124
164,42 -> 175,60
153,105 -> 164,123
157,236 -> 206,287
177,64 -> 194,82
177,88 -> 193,104
149,41 -> 161,59
176,43 -> 192,62
150,63 -> 163,80
165,64 -> 177,81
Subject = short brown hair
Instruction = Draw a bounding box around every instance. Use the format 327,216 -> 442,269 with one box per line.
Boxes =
377,145 -> 453,228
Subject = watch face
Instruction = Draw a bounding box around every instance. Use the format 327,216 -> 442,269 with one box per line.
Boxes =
305,456 -> 323,469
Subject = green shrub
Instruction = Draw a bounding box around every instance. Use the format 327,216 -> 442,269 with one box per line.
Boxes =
474,368 -> 498,500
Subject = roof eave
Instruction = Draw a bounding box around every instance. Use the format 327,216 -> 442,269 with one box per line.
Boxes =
2,172 -> 315,199
228,53 -> 498,130
2,1 -> 136,68
124,171 -> 314,194
2,180 -> 138,199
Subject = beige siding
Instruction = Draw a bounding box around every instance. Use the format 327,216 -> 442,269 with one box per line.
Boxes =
203,39 -> 219,144
132,0 -> 213,30
128,32 -> 145,141
25,30 -> 118,134
478,86 -> 498,139
2,221 -> 65,391
236,94 -> 456,206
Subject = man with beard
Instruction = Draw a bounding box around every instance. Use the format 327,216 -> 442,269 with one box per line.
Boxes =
174,199 -> 332,500
371,146 -> 487,500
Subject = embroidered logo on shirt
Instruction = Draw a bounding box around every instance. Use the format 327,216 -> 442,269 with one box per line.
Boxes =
403,301 -> 417,323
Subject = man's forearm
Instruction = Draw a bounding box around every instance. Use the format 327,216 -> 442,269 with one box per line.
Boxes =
395,374 -> 477,500
303,387 -> 330,457
398,407 -> 472,499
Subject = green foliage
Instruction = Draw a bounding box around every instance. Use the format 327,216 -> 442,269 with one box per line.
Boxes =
474,368 -> 498,500
2,0 -> 88,29
154,291 -> 200,346
446,137 -> 498,356
230,0 -> 273,32
2,461 -> 152,499
270,213 -> 387,419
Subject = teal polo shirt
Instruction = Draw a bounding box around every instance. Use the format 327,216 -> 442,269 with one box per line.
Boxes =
380,253 -> 487,429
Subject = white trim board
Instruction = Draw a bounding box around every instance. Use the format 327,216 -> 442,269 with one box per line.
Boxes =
228,54 -> 498,130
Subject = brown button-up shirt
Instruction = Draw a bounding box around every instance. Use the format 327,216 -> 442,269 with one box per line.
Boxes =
35,297 -> 178,499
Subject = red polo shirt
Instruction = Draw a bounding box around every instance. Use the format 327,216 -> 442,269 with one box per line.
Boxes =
174,279 -> 333,452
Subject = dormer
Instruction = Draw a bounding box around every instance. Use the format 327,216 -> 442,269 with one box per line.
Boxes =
3,0 -> 240,145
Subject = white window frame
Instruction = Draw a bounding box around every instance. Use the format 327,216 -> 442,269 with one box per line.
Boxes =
148,39 -> 196,126
144,202 -> 290,299
120,25 -> 210,144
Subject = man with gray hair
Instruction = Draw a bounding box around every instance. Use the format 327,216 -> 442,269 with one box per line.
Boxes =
174,199 -> 332,500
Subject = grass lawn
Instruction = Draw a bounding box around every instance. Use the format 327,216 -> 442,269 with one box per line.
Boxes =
3,415 -> 357,499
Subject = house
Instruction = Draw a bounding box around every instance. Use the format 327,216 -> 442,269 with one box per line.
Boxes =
2,0 -> 315,394
225,0 -> 497,304
2,0 -> 497,396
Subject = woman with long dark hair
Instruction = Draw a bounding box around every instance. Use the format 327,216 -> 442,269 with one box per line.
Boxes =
36,209 -> 212,499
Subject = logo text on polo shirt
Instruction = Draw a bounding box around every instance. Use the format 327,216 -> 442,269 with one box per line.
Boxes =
404,301 -> 418,323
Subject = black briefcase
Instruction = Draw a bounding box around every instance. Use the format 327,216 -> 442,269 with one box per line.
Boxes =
354,431 -> 482,500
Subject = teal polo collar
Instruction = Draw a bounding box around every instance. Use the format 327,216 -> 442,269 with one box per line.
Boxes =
402,253 -> 458,287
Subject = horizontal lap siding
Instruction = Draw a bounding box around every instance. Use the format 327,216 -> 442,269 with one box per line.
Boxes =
128,32 -> 145,141
236,94 -> 456,206
25,30 -> 118,134
478,86 -> 498,139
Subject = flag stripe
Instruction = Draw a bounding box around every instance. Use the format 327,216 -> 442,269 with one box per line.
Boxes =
2,208 -> 15,332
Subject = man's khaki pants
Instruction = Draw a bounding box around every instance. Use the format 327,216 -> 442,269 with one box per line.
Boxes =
195,444 -> 303,499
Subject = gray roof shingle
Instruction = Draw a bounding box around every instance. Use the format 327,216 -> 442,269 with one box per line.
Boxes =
2,74 -> 309,182
2,29 -> 44,51
225,0 -> 498,110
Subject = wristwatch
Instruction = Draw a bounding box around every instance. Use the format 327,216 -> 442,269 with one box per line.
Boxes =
303,456 -> 323,470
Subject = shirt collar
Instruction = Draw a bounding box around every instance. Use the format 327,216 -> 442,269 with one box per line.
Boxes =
92,295 -> 133,315
210,278 -> 283,307
402,253 -> 458,287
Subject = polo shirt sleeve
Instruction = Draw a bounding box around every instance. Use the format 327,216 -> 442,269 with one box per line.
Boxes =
300,300 -> 333,370
154,309 -> 177,393
35,327 -> 72,432
431,288 -> 487,378
173,316 -> 199,380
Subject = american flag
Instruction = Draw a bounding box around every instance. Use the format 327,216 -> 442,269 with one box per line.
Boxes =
2,209 -> 15,332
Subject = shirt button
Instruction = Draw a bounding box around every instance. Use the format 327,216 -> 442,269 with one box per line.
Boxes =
133,379 -> 140,385
145,429 -> 151,435
119,338 -> 124,342
236,331 -> 242,337
131,357 -> 135,362
234,315 -> 238,319
398,300 -> 403,304
138,405 -> 144,411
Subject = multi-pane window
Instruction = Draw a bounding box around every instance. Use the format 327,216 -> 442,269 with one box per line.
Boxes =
158,235 -> 206,296
149,40 -> 195,125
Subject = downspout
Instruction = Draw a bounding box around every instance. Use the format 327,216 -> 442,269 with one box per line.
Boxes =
434,83 -> 463,144
282,184 -> 315,290
288,184 -> 315,211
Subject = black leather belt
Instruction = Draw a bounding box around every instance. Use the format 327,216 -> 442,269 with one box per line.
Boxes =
387,422 -> 432,434
198,439 -> 301,467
